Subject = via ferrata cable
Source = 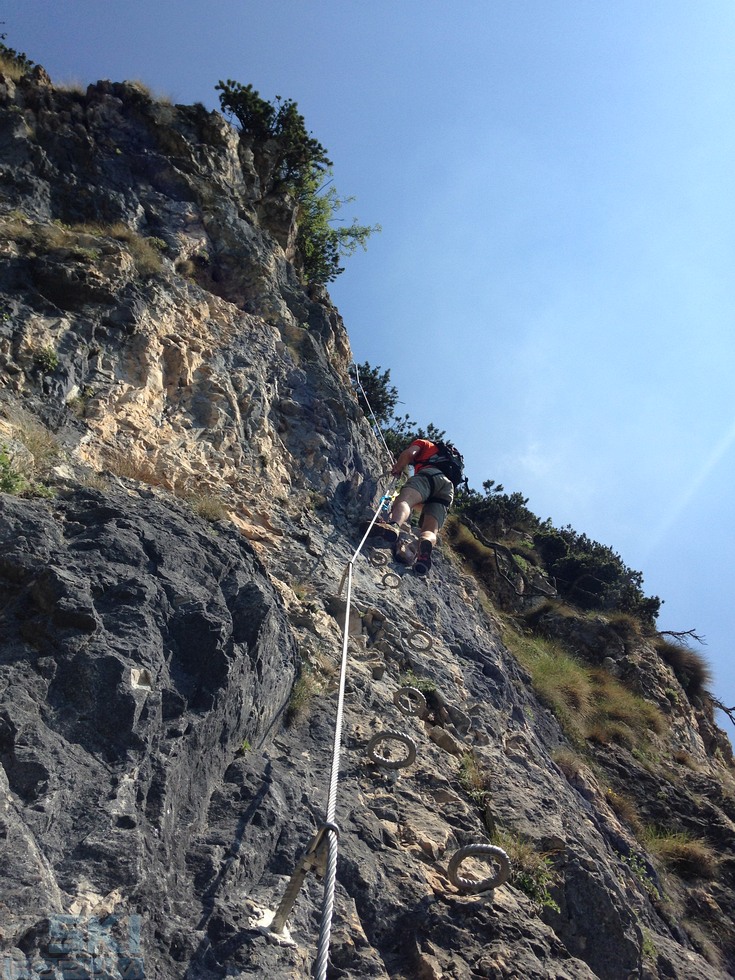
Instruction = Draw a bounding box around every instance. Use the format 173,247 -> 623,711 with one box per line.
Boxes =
352,362 -> 394,467
271,367 -> 401,974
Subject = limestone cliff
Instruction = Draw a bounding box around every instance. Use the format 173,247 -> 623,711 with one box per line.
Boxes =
1,63 -> 734,980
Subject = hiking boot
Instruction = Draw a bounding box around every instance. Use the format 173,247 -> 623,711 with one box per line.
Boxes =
414,539 -> 433,575
394,537 -> 418,566
360,519 -> 399,544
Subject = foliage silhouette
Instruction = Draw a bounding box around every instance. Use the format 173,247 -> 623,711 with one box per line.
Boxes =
216,81 -> 378,283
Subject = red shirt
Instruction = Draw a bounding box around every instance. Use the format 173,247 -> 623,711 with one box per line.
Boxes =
410,439 -> 440,472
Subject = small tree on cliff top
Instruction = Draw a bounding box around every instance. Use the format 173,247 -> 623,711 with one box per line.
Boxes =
216,80 -> 379,284
0,37 -> 36,80
216,80 -> 331,186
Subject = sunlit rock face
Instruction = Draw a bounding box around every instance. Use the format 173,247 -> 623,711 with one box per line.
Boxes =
1,64 -> 734,980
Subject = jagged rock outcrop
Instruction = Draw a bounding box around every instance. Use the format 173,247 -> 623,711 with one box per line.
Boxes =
1,63 -> 734,980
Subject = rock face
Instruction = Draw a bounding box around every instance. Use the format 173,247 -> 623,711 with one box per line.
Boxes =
1,65 -> 734,980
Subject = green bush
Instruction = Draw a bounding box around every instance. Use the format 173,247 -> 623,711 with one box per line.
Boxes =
452,482 -> 660,622
296,170 -> 379,284
216,81 -> 331,185
216,81 -> 378,283
34,346 -> 59,373
457,480 -> 537,537
493,830 -> 560,912
540,525 -> 661,624
350,362 -> 399,425
398,669 -> 436,695
621,850 -> 661,900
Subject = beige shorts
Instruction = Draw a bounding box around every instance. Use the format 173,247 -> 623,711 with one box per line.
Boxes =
404,467 -> 454,528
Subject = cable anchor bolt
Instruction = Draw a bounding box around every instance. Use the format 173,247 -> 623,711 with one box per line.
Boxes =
270,822 -> 340,934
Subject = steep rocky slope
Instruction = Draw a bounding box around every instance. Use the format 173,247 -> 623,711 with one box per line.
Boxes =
1,62 -> 734,979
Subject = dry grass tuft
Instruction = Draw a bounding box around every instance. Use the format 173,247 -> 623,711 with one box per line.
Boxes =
643,827 -> 718,881
605,788 -> 643,833
673,749 -> 700,771
4,408 -> 59,478
103,222 -> 166,274
493,829 -> 560,911
104,452 -> 165,487
654,638 -> 713,698
185,490 -> 230,523
284,670 -> 321,727
505,629 -> 666,750
552,748 -> 585,782
0,217 -> 165,276
605,610 -> 650,643
445,518 -> 495,567
458,752 -> 492,807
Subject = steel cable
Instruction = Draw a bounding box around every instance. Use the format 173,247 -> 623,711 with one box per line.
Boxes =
312,552 -> 353,980
352,362 -> 395,466
284,366 -> 399,977
313,477 -> 397,979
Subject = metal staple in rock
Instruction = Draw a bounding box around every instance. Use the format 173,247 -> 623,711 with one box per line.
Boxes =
406,629 -> 433,652
270,821 -> 339,934
366,730 -> 417,770
392,685 -> 427,718
447,843 -> 512,894
368,549 -> 389,568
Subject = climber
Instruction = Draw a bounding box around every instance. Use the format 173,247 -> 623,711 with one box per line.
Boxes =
366,438 -> 464,575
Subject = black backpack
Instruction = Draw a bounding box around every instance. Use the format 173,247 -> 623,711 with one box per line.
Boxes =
425,441 -> 465,486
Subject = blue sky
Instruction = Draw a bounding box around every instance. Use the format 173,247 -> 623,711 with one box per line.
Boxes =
7,1 -> 735,729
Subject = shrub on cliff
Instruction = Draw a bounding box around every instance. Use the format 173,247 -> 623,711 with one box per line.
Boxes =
654,636 -> 712,698
216,80 -> 379,283
0,41 -> 36,80
215,80 -> 331,186
296,170 -> 379,284
541,526 -> 661,625
456,490 -> 660,624
349,362 -> 399,425
456,479 -> 538,537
